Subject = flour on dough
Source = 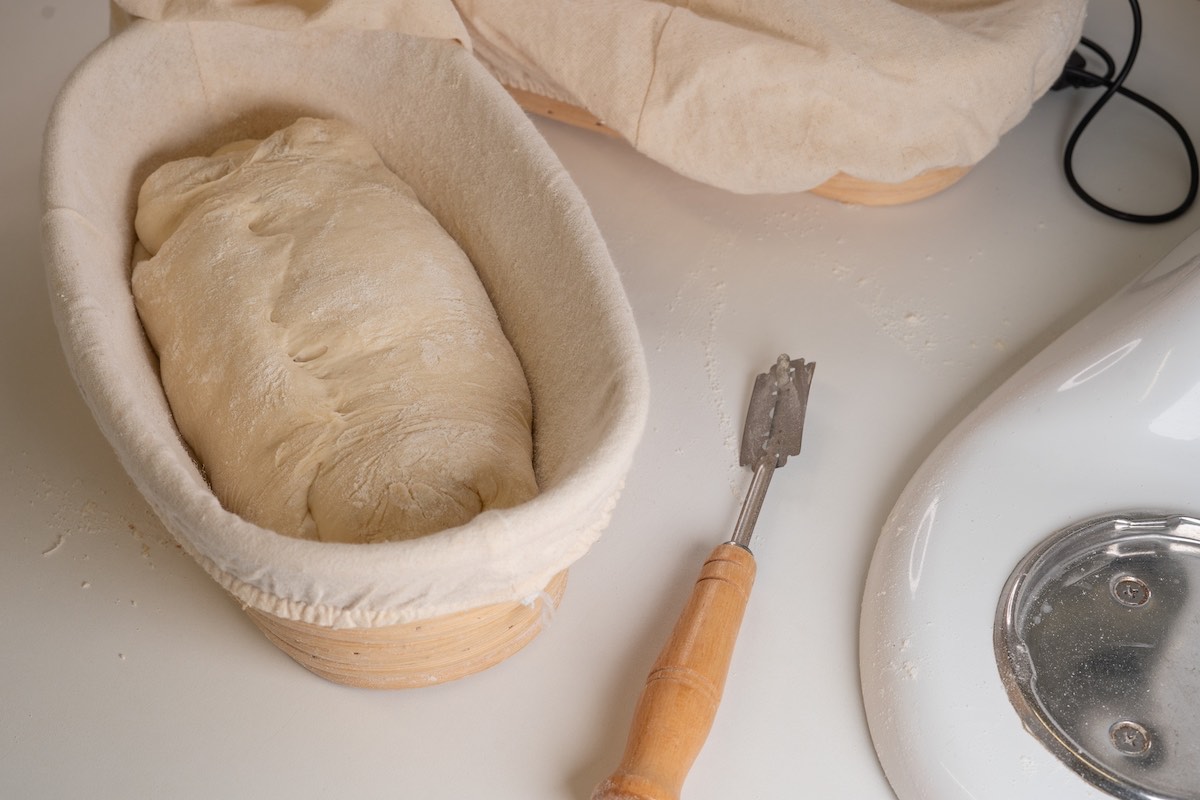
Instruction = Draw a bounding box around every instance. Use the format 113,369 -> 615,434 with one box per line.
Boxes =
132,117 -> 537,543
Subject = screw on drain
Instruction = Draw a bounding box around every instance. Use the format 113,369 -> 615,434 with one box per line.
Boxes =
1111,574 -> 1151,607
1109,721 -> 1152,756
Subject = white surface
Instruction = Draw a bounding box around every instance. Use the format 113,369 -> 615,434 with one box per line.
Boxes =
861,228 -> 1200,800
2,2 -> 1198,798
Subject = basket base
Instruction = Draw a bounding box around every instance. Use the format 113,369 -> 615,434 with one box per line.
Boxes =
244,571 -> 568,689
506,87 -> 970,205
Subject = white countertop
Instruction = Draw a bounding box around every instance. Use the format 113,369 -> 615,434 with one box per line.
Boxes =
3,2 -> 1198,798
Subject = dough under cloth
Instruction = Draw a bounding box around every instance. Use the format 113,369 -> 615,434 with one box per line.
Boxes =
131,117 -> 537,544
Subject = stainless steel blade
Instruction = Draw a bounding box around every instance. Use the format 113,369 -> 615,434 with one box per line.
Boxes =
739,355 -> 815,470
730,354 -> 814,549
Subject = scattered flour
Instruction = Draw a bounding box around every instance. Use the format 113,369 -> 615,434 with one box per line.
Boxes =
21,466 -> 174,570
657,263 -> 741,496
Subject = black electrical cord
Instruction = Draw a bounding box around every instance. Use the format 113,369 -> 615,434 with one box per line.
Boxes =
1055,0 -> 1198,224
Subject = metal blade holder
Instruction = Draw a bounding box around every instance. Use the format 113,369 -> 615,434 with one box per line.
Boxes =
730,354 -> 815,550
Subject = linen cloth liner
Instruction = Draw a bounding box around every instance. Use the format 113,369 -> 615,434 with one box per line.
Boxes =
454,0 -> 1088,194
42,16 -> 649,628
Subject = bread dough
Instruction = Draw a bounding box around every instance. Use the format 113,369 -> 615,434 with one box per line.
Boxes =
131,117 -> 537,544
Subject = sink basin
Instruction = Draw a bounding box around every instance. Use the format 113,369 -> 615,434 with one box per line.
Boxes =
860,228 -> 1200,800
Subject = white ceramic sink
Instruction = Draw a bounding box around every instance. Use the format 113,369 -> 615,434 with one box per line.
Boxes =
861,228 -> 1200,800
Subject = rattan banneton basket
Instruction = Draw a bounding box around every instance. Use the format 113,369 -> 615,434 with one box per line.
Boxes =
42,20 -> 648,688
246,572 -> 569,689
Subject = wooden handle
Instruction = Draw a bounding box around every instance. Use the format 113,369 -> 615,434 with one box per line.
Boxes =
592,542 -> 756,800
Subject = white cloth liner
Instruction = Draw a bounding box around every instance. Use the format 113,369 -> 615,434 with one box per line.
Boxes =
455,0 -> 1088,194
42,19 -> 649,628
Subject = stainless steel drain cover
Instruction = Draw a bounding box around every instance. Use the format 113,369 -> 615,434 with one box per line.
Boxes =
995,513 -> 1200,800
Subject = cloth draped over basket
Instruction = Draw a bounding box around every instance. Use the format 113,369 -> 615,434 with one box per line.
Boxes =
116,0 -> 1087,194
114,0 -> 470,41
455,0 -> 1089,193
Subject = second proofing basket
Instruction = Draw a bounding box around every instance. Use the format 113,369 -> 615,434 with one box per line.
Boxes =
41,19 -> 649,688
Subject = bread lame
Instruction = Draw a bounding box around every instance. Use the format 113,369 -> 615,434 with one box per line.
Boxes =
592,354 -> 816,800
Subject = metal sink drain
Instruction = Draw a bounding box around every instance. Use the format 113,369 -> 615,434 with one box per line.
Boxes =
995,513 -> 1200,800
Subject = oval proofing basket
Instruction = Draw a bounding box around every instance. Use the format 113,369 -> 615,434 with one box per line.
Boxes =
41,20 -> 649,688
